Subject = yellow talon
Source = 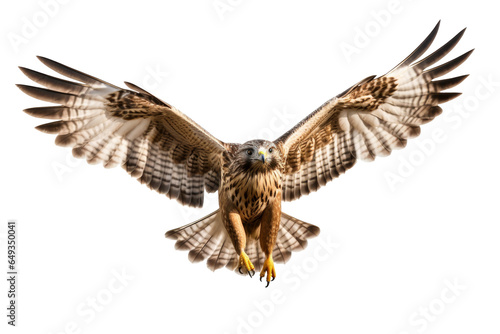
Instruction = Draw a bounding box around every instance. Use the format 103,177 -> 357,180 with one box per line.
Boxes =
239,251 -> 255,277
260,256 -> 276,287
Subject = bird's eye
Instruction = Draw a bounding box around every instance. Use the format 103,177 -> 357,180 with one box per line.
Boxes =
246,149 -> 253,156
268,148 -> 273,153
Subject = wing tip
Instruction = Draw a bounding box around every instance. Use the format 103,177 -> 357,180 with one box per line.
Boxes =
34,122 -> 59,134
16,84 -> 35,96
18,66 -> 31,75
435,92 -> 462,104
22,107 -> 45,118
36,55 -> 54,66
433,20 -> 441,33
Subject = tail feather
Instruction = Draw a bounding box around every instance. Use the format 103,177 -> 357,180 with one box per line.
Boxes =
226,253 -> 239,272
188,234 -> 223,263
168,211 -> 219,252
272,239 -> 292,264
207,238 -> 234,271
276,212 -> 320,253
165,211 -> 320,275
166,210 -> 238,272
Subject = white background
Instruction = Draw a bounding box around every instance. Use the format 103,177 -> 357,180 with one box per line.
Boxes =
1,0 -> 499,333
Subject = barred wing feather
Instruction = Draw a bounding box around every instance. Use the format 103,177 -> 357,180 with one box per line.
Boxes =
276,22 -> 473,201
18,57 -> 227,208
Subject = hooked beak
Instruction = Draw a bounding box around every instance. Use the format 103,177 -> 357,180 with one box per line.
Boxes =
258,149 -> 267,163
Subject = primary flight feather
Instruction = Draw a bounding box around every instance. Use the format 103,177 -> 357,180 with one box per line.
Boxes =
18,22 -> 472,287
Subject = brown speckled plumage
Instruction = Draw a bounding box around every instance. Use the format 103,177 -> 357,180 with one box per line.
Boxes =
217,140 -> 285,272
18,22 -> 472,285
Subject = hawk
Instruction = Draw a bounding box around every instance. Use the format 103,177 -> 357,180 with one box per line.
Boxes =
18,22 -> 472,286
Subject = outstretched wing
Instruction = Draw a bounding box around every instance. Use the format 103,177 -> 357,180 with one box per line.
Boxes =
18,57 -> 228,208
275,22 -> 473,201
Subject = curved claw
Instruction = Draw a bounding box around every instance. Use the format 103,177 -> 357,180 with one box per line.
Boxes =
238,252 -> 255,278
260,256 -> 276,287
260,275 -> 270,287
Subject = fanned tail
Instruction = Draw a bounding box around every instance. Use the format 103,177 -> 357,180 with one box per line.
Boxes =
165,211 -> 320,274
165,210 -> 236,271
272,212 -> 320,263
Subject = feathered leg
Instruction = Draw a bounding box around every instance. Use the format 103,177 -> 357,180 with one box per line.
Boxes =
259,191 -> 281,287
220,198 -> 255,277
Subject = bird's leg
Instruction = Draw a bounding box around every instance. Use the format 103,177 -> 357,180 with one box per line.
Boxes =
259,194 -> 281,287
260,255 -> 276,287
223,210 -> 255,277
239,251 -> 255,277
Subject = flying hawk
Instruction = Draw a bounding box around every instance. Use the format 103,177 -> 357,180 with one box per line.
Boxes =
18,22 -> 472,287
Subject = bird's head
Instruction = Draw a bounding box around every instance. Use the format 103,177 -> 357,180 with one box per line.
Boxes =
236,140 -> 283,172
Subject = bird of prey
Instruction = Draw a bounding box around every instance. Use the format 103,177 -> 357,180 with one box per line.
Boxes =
18,22 -> 472,287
